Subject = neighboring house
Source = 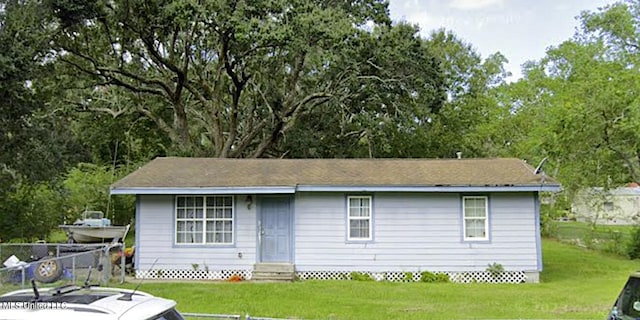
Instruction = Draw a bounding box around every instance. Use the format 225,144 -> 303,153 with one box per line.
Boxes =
110,157 -> 560,283
572,183 -> 640,225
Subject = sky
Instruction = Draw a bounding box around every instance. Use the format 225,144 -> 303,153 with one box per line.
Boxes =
388,0 -> 617,81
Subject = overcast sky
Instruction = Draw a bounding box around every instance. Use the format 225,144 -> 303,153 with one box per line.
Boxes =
388,0 -> 617,80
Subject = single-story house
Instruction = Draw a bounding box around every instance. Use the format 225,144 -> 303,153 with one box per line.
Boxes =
110,157 -> 560,283
572,183 -> 640,225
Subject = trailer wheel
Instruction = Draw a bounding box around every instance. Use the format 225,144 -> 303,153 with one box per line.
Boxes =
33,259 -> 63,283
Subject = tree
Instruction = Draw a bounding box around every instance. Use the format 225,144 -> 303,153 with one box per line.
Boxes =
577,0 -> 640,185
420,30 -> 509,158
46,0 -> 438,158
279,22 -> 445,158
0,0 -> 84,182
483,1 -> 640,194
0,0 -> 96,240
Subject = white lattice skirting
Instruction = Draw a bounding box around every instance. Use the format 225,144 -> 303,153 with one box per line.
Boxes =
136,269 -> 528,283
136,269 -> 253,281
296,271 -> 527,283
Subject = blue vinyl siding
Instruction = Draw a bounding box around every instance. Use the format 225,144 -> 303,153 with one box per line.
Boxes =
135,195 -> 256,271
134,192 -> 539,274
294,192 -> 538,273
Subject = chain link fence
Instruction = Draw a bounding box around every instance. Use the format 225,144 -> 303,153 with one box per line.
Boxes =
0,242 -> 127,289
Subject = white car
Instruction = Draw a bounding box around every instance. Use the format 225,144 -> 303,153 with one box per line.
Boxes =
0,282 -> 184,320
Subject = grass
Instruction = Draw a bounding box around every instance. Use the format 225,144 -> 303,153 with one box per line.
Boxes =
554,221 -> 634,242
552,221 -> 635,255
0,238 -> 634,319
111,239 -> 639,319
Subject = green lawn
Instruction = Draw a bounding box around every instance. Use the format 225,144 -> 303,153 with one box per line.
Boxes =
114,239 -> 639,319
554,221 -> 634,241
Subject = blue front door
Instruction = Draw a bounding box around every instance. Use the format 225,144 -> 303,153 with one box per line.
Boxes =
259,197 -> 292,262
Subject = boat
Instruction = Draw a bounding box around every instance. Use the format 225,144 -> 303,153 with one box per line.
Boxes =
59,210 -> 130,243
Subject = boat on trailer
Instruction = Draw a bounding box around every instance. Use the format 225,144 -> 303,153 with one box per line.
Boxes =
59,210 -> 130,243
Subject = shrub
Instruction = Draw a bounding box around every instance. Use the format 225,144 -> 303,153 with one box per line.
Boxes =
350,272 -> 373,281
627,226 -> 640,259
420,271 -> 449,283
602,230 -> 626,256
486,262 -> 504,278
403,272 -> 414,282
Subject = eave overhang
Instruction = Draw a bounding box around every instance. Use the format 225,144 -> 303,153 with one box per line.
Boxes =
110,184 -> 561,195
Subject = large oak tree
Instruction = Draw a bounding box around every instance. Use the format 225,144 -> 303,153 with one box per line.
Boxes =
47,0 -> 445,158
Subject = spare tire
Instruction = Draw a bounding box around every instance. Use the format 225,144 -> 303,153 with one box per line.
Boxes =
33,259 -> 63,283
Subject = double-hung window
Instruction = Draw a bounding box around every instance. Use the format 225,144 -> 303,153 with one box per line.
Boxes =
347,196 -> 372,241
176,196 -> 234,245
463,196 -> 488,241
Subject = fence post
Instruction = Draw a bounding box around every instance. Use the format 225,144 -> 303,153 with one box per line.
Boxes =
121,243 -> 125,283
103,247 -> 109,285
20,264 -> 26,289
72,255 -> 76,283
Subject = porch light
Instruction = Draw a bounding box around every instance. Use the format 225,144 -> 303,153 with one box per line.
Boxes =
245,195 -> 253,209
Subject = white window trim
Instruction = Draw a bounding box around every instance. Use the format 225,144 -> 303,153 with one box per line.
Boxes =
175,195 -> 234,245
347,195 -> 372,241
462,195 -> 489,241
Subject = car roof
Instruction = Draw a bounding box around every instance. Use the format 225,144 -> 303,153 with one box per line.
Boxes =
0,286 -> 178,320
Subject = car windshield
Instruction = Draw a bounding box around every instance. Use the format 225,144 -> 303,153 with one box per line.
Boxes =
613,276 -> 640,319
83,211 -> 104,219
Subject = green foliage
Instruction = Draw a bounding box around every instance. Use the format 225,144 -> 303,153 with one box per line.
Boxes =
45,0 -> 422,159
62,163 -> 135,226
280,22 -> 446,158
0,0 -> 88,183
419,271 -> 450,283
0,162 -> 136,241
626,226 -> 640,260
486,263 -> 504,278
603,230 -> 626,256
350,272 -> 374,281
551,221 -> 636,259
403,272 -> 414,282
485,2 -> 640,196
420,30 -> 509,159
540,201 -> 565,238
0,180 -> 63,241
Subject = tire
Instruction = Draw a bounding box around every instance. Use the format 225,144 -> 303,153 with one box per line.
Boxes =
33,259 -> 63,283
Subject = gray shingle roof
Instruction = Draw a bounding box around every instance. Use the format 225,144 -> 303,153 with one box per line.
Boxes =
111,157 -> 559,190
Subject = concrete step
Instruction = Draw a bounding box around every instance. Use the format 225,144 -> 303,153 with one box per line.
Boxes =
253,263 -> 295,273
251,272 -> 296,281
252,263 -> 295,282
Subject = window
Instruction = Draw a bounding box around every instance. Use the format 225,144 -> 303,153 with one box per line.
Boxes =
348,196 -> 372,241
604,201 -> 614,211
176,196 -> 233,245
463,196 -> 488,241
